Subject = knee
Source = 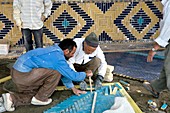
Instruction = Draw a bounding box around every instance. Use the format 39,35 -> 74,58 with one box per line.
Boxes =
93,57 -> 101,67
51,70 -> 61,81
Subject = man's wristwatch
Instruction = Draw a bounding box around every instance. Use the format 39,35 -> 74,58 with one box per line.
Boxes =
151,48 -> 157,52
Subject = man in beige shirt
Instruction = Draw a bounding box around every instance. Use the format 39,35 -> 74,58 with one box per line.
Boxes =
13,0 -> 52,51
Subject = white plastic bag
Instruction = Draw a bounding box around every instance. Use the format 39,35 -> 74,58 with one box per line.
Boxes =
0,97 -> 6,112
103,97 -> 135,113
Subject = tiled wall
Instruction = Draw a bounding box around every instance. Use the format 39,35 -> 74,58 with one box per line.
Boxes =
0,0 -> 163,46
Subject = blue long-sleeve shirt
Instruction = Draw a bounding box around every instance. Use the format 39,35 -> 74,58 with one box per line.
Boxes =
13,44 -> 86,88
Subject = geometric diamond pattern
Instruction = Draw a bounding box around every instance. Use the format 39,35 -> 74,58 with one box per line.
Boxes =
0,13 -> 14,39
16,36 -> 24,45
69,3 -> 94,38
145,1 -> 163,19
53,10 -> 77,36
0,2 -> 163,46
114,2 -> 138,40
130,8 -> 151,33
99,31 -> 112,41
43,26 -> 60,43
95,3 -> 114,14
143,1 -> 162,39
114,2 -> 161,40
43,2 -> 61,44
51,3 -> 61,16
143,22 -> 159,39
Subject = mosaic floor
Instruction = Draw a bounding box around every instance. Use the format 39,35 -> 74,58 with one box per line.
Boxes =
105,51 -> 164,81
44,83 -> 142,113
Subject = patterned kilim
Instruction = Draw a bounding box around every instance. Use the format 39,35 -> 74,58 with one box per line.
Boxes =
0,1 -> 162,46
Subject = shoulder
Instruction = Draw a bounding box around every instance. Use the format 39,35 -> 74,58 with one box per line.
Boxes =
96,46 -> 103,51
73,38 -> 84,47
95,46 -> 104,54
73,38 -> 85,43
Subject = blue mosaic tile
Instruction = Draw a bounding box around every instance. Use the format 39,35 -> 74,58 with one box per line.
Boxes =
44,85 -> 123,113
95,3 -> 114,14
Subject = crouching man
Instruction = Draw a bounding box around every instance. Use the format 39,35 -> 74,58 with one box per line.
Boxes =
2,39 -> 92,111
68,32 -> 108,90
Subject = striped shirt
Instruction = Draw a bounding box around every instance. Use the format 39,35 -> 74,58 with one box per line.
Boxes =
13,0 -> 52,30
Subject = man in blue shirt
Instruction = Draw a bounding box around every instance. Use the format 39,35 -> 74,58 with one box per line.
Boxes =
2,39 -> 92,111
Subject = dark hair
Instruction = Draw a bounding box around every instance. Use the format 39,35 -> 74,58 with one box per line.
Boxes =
58,38 -> 77,51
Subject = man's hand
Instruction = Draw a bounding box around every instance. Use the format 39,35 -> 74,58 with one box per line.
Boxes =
147,50 -> 156,62
85,70 -> 93,77
71,87 -> 87,96
17,25 -> 22,31
147,43 -> 160,62
16,20 -> 22,31
41,15 -> 46,22
17,22 -> 22,31
79,81 -> 87,90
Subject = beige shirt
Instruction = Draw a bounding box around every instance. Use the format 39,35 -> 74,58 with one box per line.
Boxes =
13,0 -> 52,30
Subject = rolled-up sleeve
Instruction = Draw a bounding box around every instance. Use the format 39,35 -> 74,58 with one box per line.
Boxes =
155,3 -> 170,47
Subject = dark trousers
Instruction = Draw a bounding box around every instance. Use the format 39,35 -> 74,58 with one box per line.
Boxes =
9,68 -> 61,107
151,44 -> 170,92
73,57 -> 100,80
22,28 -> 43,52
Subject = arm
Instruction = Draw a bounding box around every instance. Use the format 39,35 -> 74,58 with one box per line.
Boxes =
13,0 -> 22,30
52,53 -> 86,88
42,0 -> 52,20
154,3 -> 170,48
147,4 -> 170,62
71,87 -> 87,96
60,63 -> 93,89
52,49 -> 92,89
57,59 -> 86,81
71,70 -> 93,95
147,42 -> 160,62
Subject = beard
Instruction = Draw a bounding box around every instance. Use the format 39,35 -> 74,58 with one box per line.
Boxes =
64,56 -> 69,60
